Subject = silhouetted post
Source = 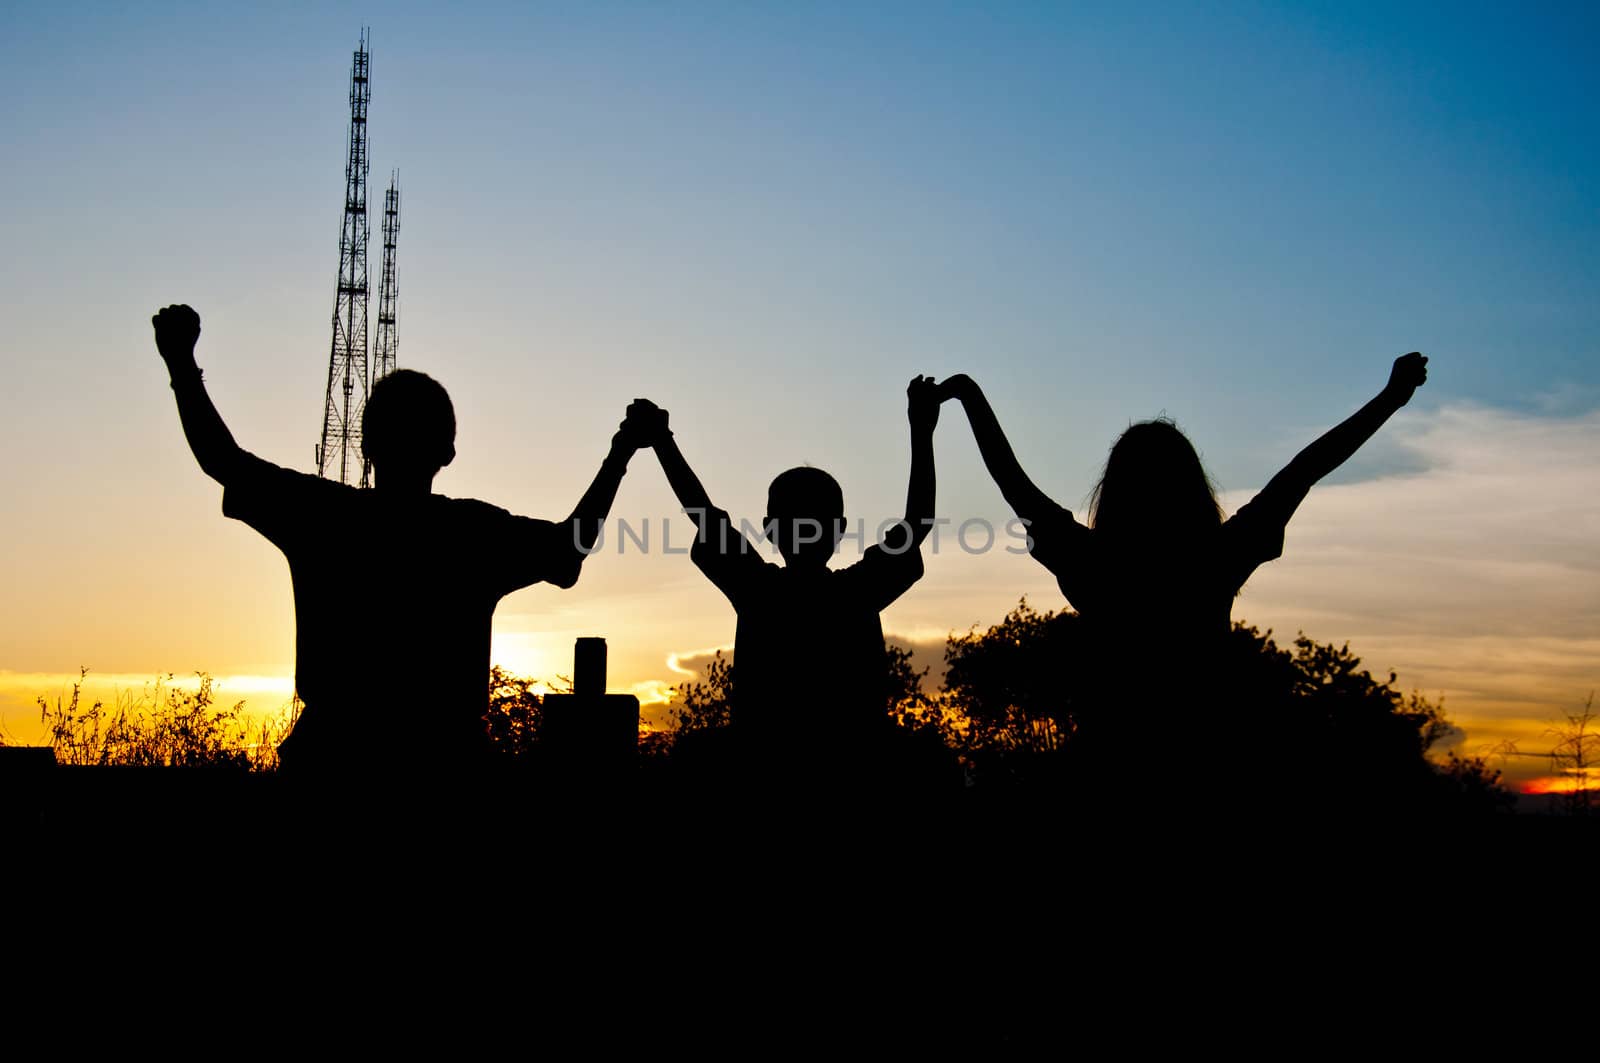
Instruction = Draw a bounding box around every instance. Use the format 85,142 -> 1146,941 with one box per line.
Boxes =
541,638 -> 640,794
574,637 -> 606,698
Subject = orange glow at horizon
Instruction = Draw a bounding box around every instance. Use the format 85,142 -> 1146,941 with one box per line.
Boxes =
1519,775 -> 1596,796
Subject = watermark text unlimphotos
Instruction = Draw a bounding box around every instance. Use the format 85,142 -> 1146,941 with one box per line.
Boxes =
575,512 -> 1037,556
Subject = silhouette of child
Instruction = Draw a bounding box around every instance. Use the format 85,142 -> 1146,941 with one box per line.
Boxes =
939,354 -> 1429,785
626,378 -> 940,791
152,304 -> 643,778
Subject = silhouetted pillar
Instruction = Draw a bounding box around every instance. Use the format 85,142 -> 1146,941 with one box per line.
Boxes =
540,637 -> 640,794
574,637 -> 606,698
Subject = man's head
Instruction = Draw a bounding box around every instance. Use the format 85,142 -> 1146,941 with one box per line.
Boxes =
764,466 -> 845,567
362,369 -> 456,482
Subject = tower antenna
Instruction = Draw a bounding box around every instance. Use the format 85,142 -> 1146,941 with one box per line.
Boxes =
316,29 -> 373,486
373,171 -> 400,385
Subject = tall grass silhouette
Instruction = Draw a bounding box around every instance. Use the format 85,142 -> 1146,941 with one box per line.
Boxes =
38,669 -> 293,770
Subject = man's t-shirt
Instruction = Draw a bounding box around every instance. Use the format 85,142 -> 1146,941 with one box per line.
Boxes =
223,454 -> 579,768
690,508 -> 924,755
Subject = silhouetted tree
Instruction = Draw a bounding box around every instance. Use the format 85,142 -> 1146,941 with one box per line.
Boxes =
1182,623 -> 1522,816
658,650 -> 738,781
882,642 -> 965,794
924,600 -> 1511,815
669,650 -> 734,737
1434,752 -> 1518,815
1545,694 -> 1598,815
938,599 -> 1077,789
482,665 -> 547,759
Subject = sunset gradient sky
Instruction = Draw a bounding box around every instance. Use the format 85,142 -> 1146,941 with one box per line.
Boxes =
2,3 -> 1596,791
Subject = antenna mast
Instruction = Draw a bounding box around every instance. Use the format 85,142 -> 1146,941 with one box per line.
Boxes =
316,29 -> 373,486
373,172 -> 400,384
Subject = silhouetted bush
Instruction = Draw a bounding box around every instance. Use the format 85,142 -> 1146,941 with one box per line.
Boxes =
654,598 -> 1513,815
482,665 -> 548,759
34,601 -> 1517,820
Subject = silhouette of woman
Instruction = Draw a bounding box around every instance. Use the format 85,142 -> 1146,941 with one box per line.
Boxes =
940,354 -> 1429,804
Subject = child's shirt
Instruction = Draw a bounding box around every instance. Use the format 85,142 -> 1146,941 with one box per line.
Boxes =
691,507 -> 924,751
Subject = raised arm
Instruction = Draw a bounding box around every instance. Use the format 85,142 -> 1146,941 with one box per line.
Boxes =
624,400 -> 717,531
152,304 -> 250,485
1255,352 -> 1429,519
563,420 -> 641,561
938,374 -> 1056,522
889,375 -> 938,552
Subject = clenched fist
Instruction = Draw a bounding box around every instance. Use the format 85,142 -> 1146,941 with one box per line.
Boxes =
1385,352 -> 1428,405
152,304 -> 201,370
907,374 -> 940,435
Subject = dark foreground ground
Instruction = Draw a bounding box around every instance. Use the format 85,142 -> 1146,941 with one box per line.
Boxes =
9,754 -> 1592,1042
8,757 -> 1593,862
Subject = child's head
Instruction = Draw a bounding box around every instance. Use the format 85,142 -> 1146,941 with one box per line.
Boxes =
764,466 -> 845,567
362,369 -> 457,479
1089,418 -> 1222,543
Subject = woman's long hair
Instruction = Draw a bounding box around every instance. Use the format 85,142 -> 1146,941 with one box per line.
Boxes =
1087,418 -> 1223,549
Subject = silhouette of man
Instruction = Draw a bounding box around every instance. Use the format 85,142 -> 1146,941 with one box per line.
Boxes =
625,378 -> 939,795
152,304 -> 641,780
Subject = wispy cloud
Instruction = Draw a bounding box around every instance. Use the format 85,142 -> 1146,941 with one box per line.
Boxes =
665,646 -> 732,678
1229,402 -> 1600,782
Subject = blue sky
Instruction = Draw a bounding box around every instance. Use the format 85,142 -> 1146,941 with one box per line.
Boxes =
7,3 -> 1595,483
2,2 -> 1596,776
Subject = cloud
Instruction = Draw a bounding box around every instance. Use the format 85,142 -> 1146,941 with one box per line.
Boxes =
1228,401 -> 1600,776
665,646 -> 732,679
